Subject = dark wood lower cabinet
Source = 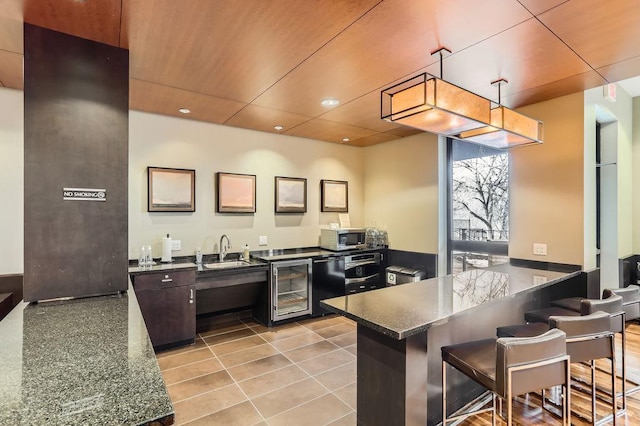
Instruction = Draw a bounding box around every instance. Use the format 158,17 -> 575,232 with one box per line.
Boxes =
132,271 -> 196,349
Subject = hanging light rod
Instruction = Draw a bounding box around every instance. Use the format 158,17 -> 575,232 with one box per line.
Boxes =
454,78 -> 543,149
380,46 -> 491,136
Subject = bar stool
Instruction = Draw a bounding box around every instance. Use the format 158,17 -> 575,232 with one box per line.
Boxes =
442,328 -> 570,426
497,311 -> 617,425
550,294 -> 627,411
603,285 -> 640,396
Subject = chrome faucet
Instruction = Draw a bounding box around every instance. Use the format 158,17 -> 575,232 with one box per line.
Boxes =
219,234 -> 231,262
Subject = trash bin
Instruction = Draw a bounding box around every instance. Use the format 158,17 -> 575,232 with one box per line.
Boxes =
386,266 -> 426,286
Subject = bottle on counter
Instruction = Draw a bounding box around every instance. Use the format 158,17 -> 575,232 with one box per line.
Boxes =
243,244 -> 250,261
196,248 -> 203,264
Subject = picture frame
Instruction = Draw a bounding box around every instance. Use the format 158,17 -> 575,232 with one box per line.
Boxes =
147,167 -> 196,212
275,176 -> 307,213
321,179 -> 348,212
216,172 -> 256,213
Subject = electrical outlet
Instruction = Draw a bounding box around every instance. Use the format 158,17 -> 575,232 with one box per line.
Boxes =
533,243 -> 547,256
259,235 -> 268,246
171,239 -> 181,251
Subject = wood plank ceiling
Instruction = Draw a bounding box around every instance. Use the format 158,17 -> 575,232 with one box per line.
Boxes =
1,0 -> 640,147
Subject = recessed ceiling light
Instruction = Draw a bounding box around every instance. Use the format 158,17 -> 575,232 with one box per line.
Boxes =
320,98 -> 340,107
342,138 -> 350,142
178,108 -> 191,114
274,125 -> 284,131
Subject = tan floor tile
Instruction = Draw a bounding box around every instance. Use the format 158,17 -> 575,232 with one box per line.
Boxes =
251,378 -> 328,419
168,370 -> 234,402
328,331 -> 357,347
284,340 -> 339,363
209,334 -> 267,356
253,323 -> 309,342
155,338 -> 206,359
266,393 -> 352,426
297,349 -> 355,376
183,401 -> 263,426
314,322 -> 356,339
157,347 -> 214,371
237,364 -> 309,399
227,353 -> 292,382
173,383 -> 247,424
162,358 -> 224,386
327,411 -> 357,425
218,343 -> 279,368
344,344 -> 357,356
314,361 -> 356,391
298,315 -> 346,331
202,327 -> 256,345
333,382 -> 357,409
269,331 -> 325,352
240,318 -> 264,328
198,319 -> 249,337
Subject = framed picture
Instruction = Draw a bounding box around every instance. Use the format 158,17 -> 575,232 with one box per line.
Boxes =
275,176 -> 307,213
147,167 -> 195,212
216,172 -> 256,213
321,179 -> 348,212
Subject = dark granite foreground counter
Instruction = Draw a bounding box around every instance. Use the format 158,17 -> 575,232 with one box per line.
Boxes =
0,284 -> 174,425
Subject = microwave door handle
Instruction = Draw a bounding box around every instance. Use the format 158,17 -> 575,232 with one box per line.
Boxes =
345,274 -> 379,285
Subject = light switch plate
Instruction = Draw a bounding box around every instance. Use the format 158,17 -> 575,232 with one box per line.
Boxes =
259,235 -> 268,246
171,240 -> 181,251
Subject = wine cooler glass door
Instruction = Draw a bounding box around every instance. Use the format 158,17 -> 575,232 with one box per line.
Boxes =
272,259 -> 312,321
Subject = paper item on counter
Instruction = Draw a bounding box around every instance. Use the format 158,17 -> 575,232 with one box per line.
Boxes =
161,235 -> 172,262
338,214 -> 351,228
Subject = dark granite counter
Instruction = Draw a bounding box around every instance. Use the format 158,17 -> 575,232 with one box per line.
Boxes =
321,265 -> 581,339
0,284 -> 174,425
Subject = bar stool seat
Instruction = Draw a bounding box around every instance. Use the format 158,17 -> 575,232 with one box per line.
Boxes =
551,297 -> 582,312
442,329 -> 570,426
525,306 -> 578,324
497,311 -> 617,425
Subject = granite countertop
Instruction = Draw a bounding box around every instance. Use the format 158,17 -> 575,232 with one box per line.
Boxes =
0,283 -> 174,425
320,265 -> 581,340
252,246 -> 384,262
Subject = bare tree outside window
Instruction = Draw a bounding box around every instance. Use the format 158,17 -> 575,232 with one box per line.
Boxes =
452,152 -> 509,242
448,139 -> 509,274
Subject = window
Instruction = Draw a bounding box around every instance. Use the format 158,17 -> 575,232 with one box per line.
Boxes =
448,139 -> 509,273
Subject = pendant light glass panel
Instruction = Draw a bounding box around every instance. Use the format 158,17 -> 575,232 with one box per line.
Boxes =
457,105 -> 543,149
381,73 -> 491,135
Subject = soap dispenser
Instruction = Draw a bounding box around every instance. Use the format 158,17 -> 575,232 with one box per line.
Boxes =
243,244 -> 250,261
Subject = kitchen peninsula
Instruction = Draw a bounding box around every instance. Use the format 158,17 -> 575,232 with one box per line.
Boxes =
0,282 -> 174,425
321,264 -> 585,426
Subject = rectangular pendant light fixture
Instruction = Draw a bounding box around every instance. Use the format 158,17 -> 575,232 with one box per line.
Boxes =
380,50 -> 544,150
455,106 -> 543,149
381,72 -> 491,136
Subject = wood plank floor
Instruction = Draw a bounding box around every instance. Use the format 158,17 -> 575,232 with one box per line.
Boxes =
457,322 -> 640,425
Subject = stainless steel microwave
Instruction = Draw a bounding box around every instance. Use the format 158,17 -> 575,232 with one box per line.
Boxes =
320,228 -> 366,251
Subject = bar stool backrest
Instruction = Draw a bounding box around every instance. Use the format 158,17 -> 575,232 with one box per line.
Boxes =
549,311 -> 614,363
603,285 -> 640,321
580,294 -> 623,332
495,328 -> 567,398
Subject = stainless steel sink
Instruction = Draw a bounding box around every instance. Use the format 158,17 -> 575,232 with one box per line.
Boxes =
204,260 -> 251,269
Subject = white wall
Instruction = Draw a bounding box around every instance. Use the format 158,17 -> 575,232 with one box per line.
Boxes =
584,84 -> 633,288
0,88 -> 23,275
362,132 -> 439,253
129,111 -> 364,259
633,97 -> 640,254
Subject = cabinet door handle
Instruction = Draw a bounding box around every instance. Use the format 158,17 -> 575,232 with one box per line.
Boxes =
189,288 -> 194,303
161,278 -> 173,283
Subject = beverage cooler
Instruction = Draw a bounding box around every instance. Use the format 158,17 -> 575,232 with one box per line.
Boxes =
270,259 -> 313,322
